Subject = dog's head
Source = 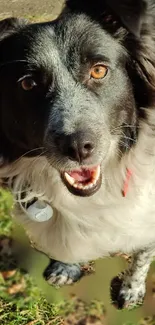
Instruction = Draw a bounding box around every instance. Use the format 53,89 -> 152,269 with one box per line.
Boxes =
0,1 -> 154,196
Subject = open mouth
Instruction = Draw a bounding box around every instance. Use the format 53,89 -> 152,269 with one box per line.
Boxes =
61,165 -> 102,196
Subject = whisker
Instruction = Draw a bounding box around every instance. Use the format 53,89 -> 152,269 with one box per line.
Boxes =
12,147 -> 45,164
0,59 -> 29,69
30,150 -> 47,167
39,161 -> 49,185
122,135 -> 137,143
112,124 -> 141,134
119,140 -> 131,150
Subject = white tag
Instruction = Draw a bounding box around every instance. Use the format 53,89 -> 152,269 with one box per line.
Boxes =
26,200 -> 53,222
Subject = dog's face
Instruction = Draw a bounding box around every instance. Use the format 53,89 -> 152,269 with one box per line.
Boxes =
0,7 -> 147,196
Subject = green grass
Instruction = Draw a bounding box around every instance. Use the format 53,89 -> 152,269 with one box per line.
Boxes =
0,189 -> 13,236
0,188 -> 63,324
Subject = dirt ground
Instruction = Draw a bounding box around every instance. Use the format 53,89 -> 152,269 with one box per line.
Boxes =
0,0 -> 64,20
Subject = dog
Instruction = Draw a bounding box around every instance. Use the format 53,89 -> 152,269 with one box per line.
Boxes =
1,0 -> 155,309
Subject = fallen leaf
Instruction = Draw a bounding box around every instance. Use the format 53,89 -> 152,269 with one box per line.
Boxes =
7,278 -> 25,294
1,270 -> 16,279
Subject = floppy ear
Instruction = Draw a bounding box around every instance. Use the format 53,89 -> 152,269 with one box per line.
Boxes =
65,0 -> 147,37
105,0 -> 155,100
0,18 -> 28,166
0,17 -> 28,41
106,0 -> 146,37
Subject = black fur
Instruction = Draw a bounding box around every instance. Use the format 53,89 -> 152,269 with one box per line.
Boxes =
66,0 -> 147,37
43,260 -> 83,286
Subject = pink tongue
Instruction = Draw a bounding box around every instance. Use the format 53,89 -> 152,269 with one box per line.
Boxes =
68,169 -> 92,182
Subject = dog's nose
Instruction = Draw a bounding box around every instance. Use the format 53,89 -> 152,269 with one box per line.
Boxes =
55,131 -> 95,162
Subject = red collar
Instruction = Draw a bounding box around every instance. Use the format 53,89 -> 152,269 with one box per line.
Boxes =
122,168 -> 132,197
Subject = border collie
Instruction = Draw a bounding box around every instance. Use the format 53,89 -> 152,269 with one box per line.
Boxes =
1,0 -> 155,309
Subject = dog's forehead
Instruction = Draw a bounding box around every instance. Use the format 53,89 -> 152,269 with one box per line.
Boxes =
56,15 -> 123,60
0,15 -> 125,71
24,15 -> 124,67
23,25 -> 58,66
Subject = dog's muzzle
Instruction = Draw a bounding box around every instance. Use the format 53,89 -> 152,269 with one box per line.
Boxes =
61,165 -> 102,196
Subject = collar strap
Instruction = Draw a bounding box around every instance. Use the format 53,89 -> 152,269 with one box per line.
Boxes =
122,168 -> 132,197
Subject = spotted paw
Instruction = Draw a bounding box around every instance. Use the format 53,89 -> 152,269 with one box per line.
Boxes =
43,260 -> 83,287
111,275 -> 146,309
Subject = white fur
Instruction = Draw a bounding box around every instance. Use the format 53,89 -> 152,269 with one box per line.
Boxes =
1,109 -> 155,264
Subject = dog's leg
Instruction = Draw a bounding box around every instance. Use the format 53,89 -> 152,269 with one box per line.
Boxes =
43,259 -> 83,287
111,246 -> 155,309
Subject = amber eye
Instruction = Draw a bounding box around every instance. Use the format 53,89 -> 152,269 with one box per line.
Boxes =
21,77 -> 37,91
90,65 -> 108,79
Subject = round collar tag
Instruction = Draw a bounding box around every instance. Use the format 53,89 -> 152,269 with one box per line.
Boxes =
26,200 -> 53,222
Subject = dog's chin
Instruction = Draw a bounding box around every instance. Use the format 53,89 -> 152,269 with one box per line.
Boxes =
61,165 -> 102,197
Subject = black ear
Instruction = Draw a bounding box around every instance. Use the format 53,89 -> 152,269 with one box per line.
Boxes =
65,0 -> 147,37
106,0 -> 146,37
0,17 -> 27,41
0,18 -> 28,167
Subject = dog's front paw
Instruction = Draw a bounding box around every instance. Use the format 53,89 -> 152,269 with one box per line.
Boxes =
43,260 -> 83,287
110,274 -> 146,309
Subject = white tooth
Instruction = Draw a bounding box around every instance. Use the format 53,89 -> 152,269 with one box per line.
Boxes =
95,165 -> 100,180
73,181 -> 97,191
73,183 -> 85,190
64,172 -> 75,185
89,184 -> 95,189
81,183 -> 92,190
91,166 -> 100,183
83,185 -> 90,190
75,183 -> 83,189
84,184 -> 92,190
73,183 -> 78,188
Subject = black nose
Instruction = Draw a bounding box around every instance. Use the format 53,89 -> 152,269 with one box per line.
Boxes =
55,131 -> 95,162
